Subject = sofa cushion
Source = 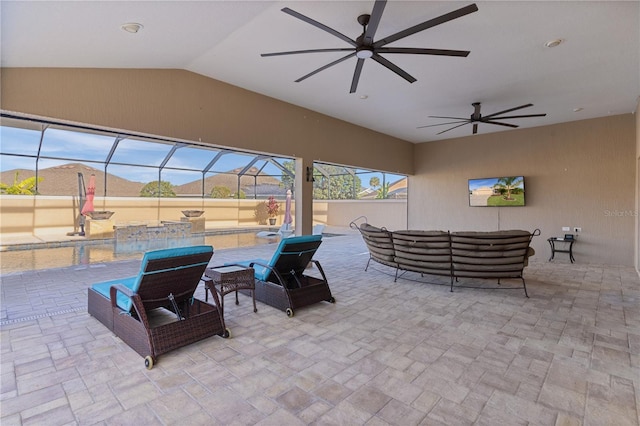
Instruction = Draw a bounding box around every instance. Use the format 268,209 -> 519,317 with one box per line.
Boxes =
392,230 -> 452,276
359,223 -> 395,264
450,230 -> 533,278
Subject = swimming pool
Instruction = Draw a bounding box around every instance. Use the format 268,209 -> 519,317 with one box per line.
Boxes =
0,231 -> 279,274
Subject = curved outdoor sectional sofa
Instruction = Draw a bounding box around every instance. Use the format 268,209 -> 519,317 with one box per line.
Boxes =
355,223 -> 540,297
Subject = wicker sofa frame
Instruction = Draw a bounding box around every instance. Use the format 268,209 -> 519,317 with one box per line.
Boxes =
354,222 -> 539,297
87,245 -> 227,369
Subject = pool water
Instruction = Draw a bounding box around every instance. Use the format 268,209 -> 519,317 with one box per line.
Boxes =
0,232 -> 278,274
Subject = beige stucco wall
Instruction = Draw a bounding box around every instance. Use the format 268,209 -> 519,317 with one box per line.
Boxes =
0,68 -> 413,176
410,114 -> 636,266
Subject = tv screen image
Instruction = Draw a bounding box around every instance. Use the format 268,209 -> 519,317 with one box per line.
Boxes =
468,176 -> 525,207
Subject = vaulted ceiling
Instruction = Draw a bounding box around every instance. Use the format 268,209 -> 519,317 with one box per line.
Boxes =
2,1 -> 638,143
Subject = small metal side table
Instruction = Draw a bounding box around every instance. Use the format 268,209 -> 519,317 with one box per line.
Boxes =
548,237 -> 575,263
203,265 -> 257,315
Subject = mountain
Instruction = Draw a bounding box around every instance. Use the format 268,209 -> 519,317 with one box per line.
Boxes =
0,163 -> 284,197
0,163 -> 144,196
173,167 -> 285,197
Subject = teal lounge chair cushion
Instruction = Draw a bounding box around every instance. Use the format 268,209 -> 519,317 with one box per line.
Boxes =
91,276 -> 138,312
91,245 -> 213,312
234,234 -> 322,281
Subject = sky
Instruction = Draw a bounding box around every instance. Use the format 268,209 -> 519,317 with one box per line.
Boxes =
468,176 -> 524,191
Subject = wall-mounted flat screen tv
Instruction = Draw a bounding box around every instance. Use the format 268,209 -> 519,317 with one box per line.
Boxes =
468,176 -> 525,207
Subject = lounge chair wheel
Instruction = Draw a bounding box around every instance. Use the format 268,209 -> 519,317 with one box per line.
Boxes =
144,356 -> 154,370
222,328 -> 231,338
286,308 -> 294,317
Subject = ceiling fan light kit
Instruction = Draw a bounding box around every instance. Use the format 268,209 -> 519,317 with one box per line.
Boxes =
261,0 -> 478,93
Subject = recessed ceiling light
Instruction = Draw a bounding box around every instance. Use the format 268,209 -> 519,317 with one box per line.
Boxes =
121,23 -> 143,34
573,107 -> 583,112
545,39 -> 563,48
359,95 -> 368,100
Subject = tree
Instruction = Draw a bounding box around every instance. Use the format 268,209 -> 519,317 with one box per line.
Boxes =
279,161 -> 362,199
375,182 -> 390,199
140,181 -> 176,197
313,165 -> 362,200
369,177 -> 380,189
210,186 -> 231,198
281,160 -> 295,191
493,176 -> 523,201
0,172 -> 42,195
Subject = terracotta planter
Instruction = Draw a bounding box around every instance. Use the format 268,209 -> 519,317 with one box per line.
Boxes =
269,218 -> 276,225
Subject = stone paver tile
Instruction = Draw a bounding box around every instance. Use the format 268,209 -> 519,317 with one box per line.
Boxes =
104,402 -> 163,426
538,382 -> 586,418
0,384 -> 66,417
298,400 -> 332,424
487,390 -> 558,425
22,403 -> 75,426
313,379 -> 353,405
316,399 -> 373,425
254,408 -> 306,426
275,385 -> 313,413
346,385 -> 391,415
377,398 -> 426,425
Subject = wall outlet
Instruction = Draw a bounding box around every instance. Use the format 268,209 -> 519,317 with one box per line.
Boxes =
574,227 -> 581,233
562,226 -> 570,231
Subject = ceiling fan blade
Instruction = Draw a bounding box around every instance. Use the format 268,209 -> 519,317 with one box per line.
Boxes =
295,52 -> 356,82
262,48 -> 355,57
350,58 -> 365,93
482,120 -> 519,128
428,115 -> 469,120
374,3 -> 479,48
473,123 -> 478,134
436,121 -> 471,135
371,54 -> 416,83
377,47 -> 470,57
363,0 -> 387,45
488,113 -> 547,119
483,103 -> 534,119
282,7 -> 357,47
417,120 -> 470,129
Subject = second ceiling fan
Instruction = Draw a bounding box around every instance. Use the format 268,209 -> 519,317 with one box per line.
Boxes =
419,102 -> 548,135
261,1 -> 478,93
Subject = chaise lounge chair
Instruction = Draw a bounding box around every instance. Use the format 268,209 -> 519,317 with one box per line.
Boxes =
232,234 -> 334,317
87,245 -> 227,369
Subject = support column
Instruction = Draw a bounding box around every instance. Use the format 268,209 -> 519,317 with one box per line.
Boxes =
295,157 -> 314,236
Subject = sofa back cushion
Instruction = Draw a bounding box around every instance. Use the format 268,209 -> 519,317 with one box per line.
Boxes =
450,230 -> 533,278
392,230 -> 451,276
358,223 -> 396,265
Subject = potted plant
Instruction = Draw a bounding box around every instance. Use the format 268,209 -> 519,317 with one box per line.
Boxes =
266,195 -> 279,225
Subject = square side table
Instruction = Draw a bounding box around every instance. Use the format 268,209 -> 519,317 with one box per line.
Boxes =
204,265 -> 257,315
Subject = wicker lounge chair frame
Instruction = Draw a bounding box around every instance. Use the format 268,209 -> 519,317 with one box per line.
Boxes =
234,235 -> 334,317
87,245 -> 227,369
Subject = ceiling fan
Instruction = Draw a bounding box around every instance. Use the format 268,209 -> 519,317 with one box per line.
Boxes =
419,102 -> 547,135
261,1 -> 478,93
